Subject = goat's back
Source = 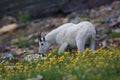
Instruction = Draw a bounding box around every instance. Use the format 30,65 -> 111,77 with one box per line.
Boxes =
56,21 -> 96,46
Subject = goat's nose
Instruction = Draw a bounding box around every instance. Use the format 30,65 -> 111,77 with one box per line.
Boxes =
38,53 -> 44,57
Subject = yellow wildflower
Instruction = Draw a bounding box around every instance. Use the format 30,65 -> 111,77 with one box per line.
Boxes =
58,56 -> 65,62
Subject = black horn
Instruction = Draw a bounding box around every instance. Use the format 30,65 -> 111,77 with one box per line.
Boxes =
43,36 -> 46,41
38,32 -> 42,41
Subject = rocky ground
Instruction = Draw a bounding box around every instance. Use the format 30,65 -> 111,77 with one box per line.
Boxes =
0,1 -> 120,61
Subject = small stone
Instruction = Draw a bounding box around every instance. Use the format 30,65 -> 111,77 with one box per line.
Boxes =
26,74 -> 43,80
102,40 -> 108,47
23,50 -> 28,53
106,6 -> 112,11
37,74 -> 43,80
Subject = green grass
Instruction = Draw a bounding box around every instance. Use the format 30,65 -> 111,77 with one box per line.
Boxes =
14,39 -> 30,48
95,19 -> 108,24
0,48 -> 120,80
109,32 -> 120,38
18,11 -> 31,23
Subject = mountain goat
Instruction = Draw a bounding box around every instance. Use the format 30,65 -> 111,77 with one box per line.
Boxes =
38,21 -> 96,55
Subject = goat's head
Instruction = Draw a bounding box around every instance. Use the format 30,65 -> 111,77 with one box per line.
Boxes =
38,32 -> 50,55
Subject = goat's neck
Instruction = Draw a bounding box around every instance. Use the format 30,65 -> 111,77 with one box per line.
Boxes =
45,32 -> 57,45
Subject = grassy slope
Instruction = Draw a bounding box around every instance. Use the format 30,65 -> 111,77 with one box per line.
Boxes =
0,48 -> 120,80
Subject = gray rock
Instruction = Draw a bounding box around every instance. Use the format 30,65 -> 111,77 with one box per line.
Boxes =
1,51 -> 14,60
0,44 -> 10,52
0,16 -> 17,27
0,0 -> 114,18
69,16 -> 82,24
109,22 -> 120,28
90,9 -> 101,18
117,16 -> 120,23
104,16 -> 111,23
112,28 -> 120,33
67,12 -> 82,24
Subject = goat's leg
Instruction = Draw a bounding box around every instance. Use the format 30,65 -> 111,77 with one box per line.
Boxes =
76,39 -> 85,53
90,38 -> 95,51
58,42 -> 68,54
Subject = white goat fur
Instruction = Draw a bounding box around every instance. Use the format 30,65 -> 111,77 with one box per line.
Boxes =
38,21 -> 96,54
